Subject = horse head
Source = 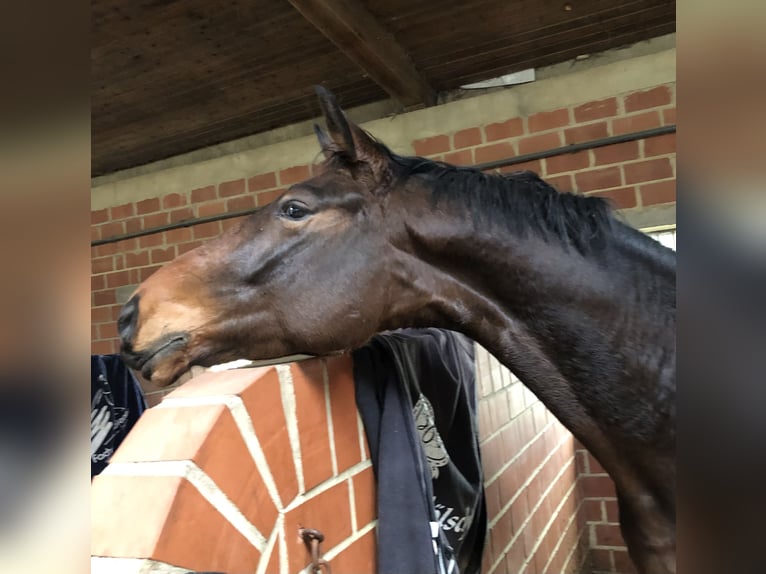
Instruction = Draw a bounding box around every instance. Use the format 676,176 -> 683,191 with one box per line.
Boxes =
119,87 -> 419,386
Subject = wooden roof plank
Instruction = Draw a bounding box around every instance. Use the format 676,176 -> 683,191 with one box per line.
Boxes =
286,0 -> 435,106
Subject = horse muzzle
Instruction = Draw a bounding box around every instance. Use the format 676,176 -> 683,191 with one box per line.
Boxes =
117,294 -> 188,383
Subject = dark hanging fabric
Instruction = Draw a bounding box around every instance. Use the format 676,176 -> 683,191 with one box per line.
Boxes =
353,328 -> 487,574
91,354 -> 147,477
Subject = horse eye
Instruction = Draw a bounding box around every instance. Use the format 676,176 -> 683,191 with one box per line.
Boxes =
281,201 -> 310,220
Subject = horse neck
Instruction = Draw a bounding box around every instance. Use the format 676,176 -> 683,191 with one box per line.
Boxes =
385,193 -> 675,382
385,184 -> 677,518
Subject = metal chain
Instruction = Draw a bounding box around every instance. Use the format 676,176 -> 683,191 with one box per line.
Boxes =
298,527 -> 332,574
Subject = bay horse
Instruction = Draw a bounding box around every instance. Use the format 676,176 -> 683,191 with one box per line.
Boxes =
119,87 -> 676,574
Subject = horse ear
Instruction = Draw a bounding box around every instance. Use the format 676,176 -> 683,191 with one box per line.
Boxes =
315,85 -> 357,161
313,124 -> 335,160
314,86 -> 387,171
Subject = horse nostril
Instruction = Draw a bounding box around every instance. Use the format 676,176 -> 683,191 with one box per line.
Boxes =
117,295 -> 140,346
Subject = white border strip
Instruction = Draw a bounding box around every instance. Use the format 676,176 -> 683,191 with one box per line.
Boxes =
348,476 -> 358,532
284,460 -> 372,513
103,459 -> 267,552
157,395 -> 284,510
276,364 -> 306,494
256,515 -> 283,574
277,514 -> 288,574
323,362 -> 339,476
357,411 -> 368,461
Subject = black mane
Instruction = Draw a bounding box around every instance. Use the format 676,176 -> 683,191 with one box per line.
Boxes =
394,153 -> 615,254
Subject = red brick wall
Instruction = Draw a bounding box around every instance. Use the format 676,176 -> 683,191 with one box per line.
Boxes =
578,449 -> 637,574
94,350 -> 586,574
91,352 -> 641,574
411,84 -> 675,211
476,346 -> 590,574
91,351 -> 593,574
92,357 -> 376,574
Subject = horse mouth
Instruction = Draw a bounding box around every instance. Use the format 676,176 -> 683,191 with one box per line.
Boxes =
123,334 -> 322,388
121,334 -> 190,386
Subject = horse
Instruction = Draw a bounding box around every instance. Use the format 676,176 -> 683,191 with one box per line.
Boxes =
118,86 -> 676,574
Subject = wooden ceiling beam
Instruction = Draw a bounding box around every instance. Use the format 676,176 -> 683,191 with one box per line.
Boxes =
286,0 -> 436,107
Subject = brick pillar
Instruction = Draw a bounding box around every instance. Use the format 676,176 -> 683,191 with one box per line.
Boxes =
475,345 -> 591,574
91,356 -> 376,574
577,448 -> 636,574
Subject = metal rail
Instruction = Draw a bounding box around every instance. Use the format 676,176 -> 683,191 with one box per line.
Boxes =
473,125 -> 676,171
